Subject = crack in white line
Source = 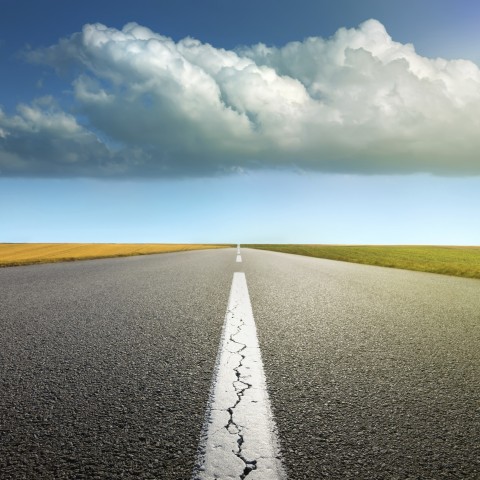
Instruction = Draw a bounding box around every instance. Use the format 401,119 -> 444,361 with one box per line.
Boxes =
224,307 -> 257,478
192,273 -> 286,480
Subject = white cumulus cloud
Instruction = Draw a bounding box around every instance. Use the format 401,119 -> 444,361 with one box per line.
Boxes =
1,19 -> 480,177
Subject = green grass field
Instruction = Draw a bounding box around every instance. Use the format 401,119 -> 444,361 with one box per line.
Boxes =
0,243 -> 231,267
245,244 -> 480,279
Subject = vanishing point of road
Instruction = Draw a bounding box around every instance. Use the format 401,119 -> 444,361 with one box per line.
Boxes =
0,247 -> 479,479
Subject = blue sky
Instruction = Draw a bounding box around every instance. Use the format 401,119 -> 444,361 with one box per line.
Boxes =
1,0 -> 480,244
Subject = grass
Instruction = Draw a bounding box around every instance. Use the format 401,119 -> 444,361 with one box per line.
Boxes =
244,244 -> 480,279
0,243 -> 232,267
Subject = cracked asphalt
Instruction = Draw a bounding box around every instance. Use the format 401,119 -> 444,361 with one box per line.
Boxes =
1,247 -> 479,479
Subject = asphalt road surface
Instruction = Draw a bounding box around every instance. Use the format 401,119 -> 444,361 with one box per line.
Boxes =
1,247 -> 479,479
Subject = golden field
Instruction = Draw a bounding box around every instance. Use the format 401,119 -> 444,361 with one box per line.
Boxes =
0,243 -> 231,267
245,244 -> 480,279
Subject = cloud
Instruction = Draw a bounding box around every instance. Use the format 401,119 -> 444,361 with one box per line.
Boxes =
0,97 -> 139,176
2,19 -> 480,177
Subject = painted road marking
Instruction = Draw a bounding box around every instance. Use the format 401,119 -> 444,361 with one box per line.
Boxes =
236,255 -> 242,263
193,272 -> 285,480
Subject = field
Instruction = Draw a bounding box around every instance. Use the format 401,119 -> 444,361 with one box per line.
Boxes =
245,244 -> 480,279
0,243 -> 230,267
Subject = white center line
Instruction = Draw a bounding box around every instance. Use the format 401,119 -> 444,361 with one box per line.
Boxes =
236,255 -> 242,263
193,272 -> 285,480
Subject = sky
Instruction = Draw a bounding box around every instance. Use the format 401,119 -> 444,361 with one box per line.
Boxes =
1,0 -> 480,244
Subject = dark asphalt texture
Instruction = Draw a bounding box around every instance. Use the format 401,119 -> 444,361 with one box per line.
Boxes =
0,249 -> 235,480
242,248 -> 480,480
1,247 -> 479,479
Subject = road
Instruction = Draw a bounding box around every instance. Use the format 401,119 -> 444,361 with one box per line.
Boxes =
0,247 -> 479,479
